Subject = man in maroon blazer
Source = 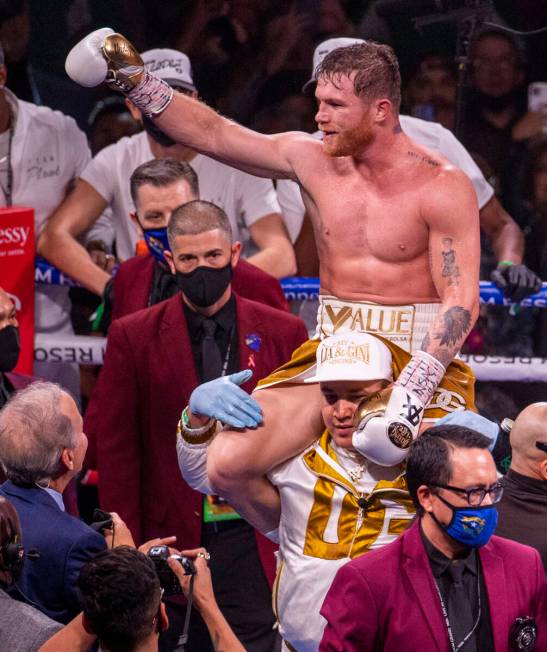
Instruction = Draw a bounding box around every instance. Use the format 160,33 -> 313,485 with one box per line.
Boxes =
108,157 -> 288,326
85,200 -> 307,652
320,425 -> 547,652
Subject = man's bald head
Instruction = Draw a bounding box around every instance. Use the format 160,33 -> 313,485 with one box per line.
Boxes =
166,200 -> 232,250
510,403 -> 547,480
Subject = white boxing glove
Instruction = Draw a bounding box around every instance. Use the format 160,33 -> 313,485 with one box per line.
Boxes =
352,385 -> 425,466
65,27 -> 115,87
352,350 -> 446,466
65,28 -> 172,116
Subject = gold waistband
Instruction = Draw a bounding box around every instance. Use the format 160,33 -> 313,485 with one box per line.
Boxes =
315,295 -> 440,353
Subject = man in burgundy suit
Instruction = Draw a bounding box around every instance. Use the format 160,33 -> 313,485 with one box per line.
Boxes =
107,157 -> 288,327
320,425 -> 547,652
85,200 -> 307,652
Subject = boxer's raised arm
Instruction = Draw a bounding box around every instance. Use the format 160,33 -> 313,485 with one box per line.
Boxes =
422,167 -> 481,366
66,28 -> 309,182
155,94 -> 311,181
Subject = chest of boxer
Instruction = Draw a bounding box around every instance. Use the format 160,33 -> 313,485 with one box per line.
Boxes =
300,148 -> 444,302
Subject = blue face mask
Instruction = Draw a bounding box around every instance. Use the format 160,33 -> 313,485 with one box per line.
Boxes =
142,227 -> 171,265
433,494 -> 498,548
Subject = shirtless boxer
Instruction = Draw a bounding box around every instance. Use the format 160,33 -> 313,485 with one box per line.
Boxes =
66,31 -> 479,533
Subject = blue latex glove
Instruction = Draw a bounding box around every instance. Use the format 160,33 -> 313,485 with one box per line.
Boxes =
189,370 -> 263,429
436,410 -> 499,451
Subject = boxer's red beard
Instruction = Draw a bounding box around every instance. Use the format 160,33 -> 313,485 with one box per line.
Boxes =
324,121 -> 375,157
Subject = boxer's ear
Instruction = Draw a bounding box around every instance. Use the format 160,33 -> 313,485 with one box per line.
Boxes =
375,98 -> 392,123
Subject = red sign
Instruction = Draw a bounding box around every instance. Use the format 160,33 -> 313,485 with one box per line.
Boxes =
0,207 -> 35,374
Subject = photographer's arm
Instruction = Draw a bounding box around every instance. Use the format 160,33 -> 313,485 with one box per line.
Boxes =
168,551 -> 245,652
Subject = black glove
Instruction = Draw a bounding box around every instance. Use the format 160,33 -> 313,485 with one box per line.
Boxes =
490,263 -> 542,303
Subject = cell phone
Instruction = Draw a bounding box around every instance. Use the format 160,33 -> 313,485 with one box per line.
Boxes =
528,82 -> 547,113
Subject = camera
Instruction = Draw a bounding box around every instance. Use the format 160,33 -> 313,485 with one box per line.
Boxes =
148,545 -> 196,595
89,508 -> 114,533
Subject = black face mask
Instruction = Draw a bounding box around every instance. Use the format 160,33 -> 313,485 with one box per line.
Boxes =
0,325 -> 20,373
142,115 -> 177,148
175,263 -> 233,308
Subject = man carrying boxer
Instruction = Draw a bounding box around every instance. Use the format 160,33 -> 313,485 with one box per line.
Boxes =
65,31 -> 479,534
178,332 -> 418,652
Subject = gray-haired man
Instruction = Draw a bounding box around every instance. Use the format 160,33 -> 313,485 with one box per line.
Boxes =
0,381 -> 133,623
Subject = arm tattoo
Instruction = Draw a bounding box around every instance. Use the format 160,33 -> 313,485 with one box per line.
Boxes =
438,306 -> 472,347
422,306 -> 472,367
441,237 -> 460,286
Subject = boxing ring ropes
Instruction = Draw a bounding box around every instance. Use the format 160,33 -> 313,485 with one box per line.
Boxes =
34,259 -> 547,383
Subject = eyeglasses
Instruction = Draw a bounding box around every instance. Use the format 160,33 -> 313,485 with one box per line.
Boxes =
536,441 -> 547,453
429,481 -> 504,506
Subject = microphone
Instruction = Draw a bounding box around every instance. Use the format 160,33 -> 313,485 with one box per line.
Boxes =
25,549 -> 40,560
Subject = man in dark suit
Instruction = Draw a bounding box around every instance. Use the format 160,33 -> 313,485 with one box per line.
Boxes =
0,382 -> 114,623
320,425 -> 547,652
102,157 -> 288,329
85,200 -> 308,652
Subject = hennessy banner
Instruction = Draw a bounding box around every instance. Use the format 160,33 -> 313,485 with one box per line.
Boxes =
0,207 -> 35,374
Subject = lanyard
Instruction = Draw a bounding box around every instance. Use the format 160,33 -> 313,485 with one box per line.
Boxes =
433,570 -> 481,652
0,125 -> 13,207
220,326 -> 234,377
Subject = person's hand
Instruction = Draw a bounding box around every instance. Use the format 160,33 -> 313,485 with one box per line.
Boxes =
511,110 -> 547,142
168,547 -> 215,609
189,369 -> 263,428
490,263 -> 543,302
138,536 -> 177,555
86,240 -> 117,273
103,512 -> 136,549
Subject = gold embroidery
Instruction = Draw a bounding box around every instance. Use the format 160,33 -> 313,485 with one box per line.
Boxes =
302,433 -> 415,560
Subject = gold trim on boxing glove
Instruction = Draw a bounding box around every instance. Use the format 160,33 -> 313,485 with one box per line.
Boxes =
102,33 -> 144,92
354,387 -> 392,429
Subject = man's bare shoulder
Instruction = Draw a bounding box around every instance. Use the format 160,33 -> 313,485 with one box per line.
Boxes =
277,130 -> 323,155
404,136 -> 475,193
404,136 -> 455,176
413,148 -> 478,229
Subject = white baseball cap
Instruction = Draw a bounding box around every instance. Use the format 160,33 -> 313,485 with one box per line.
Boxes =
304,332 -> 393,384
142,48 -> 196,92
303,37 -> 366,93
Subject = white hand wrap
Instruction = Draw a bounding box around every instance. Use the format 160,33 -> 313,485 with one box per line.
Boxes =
352,351 -> 446,466
65,27 -> 114,87
127,71 -> 174,117
395,350 -> 446,405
